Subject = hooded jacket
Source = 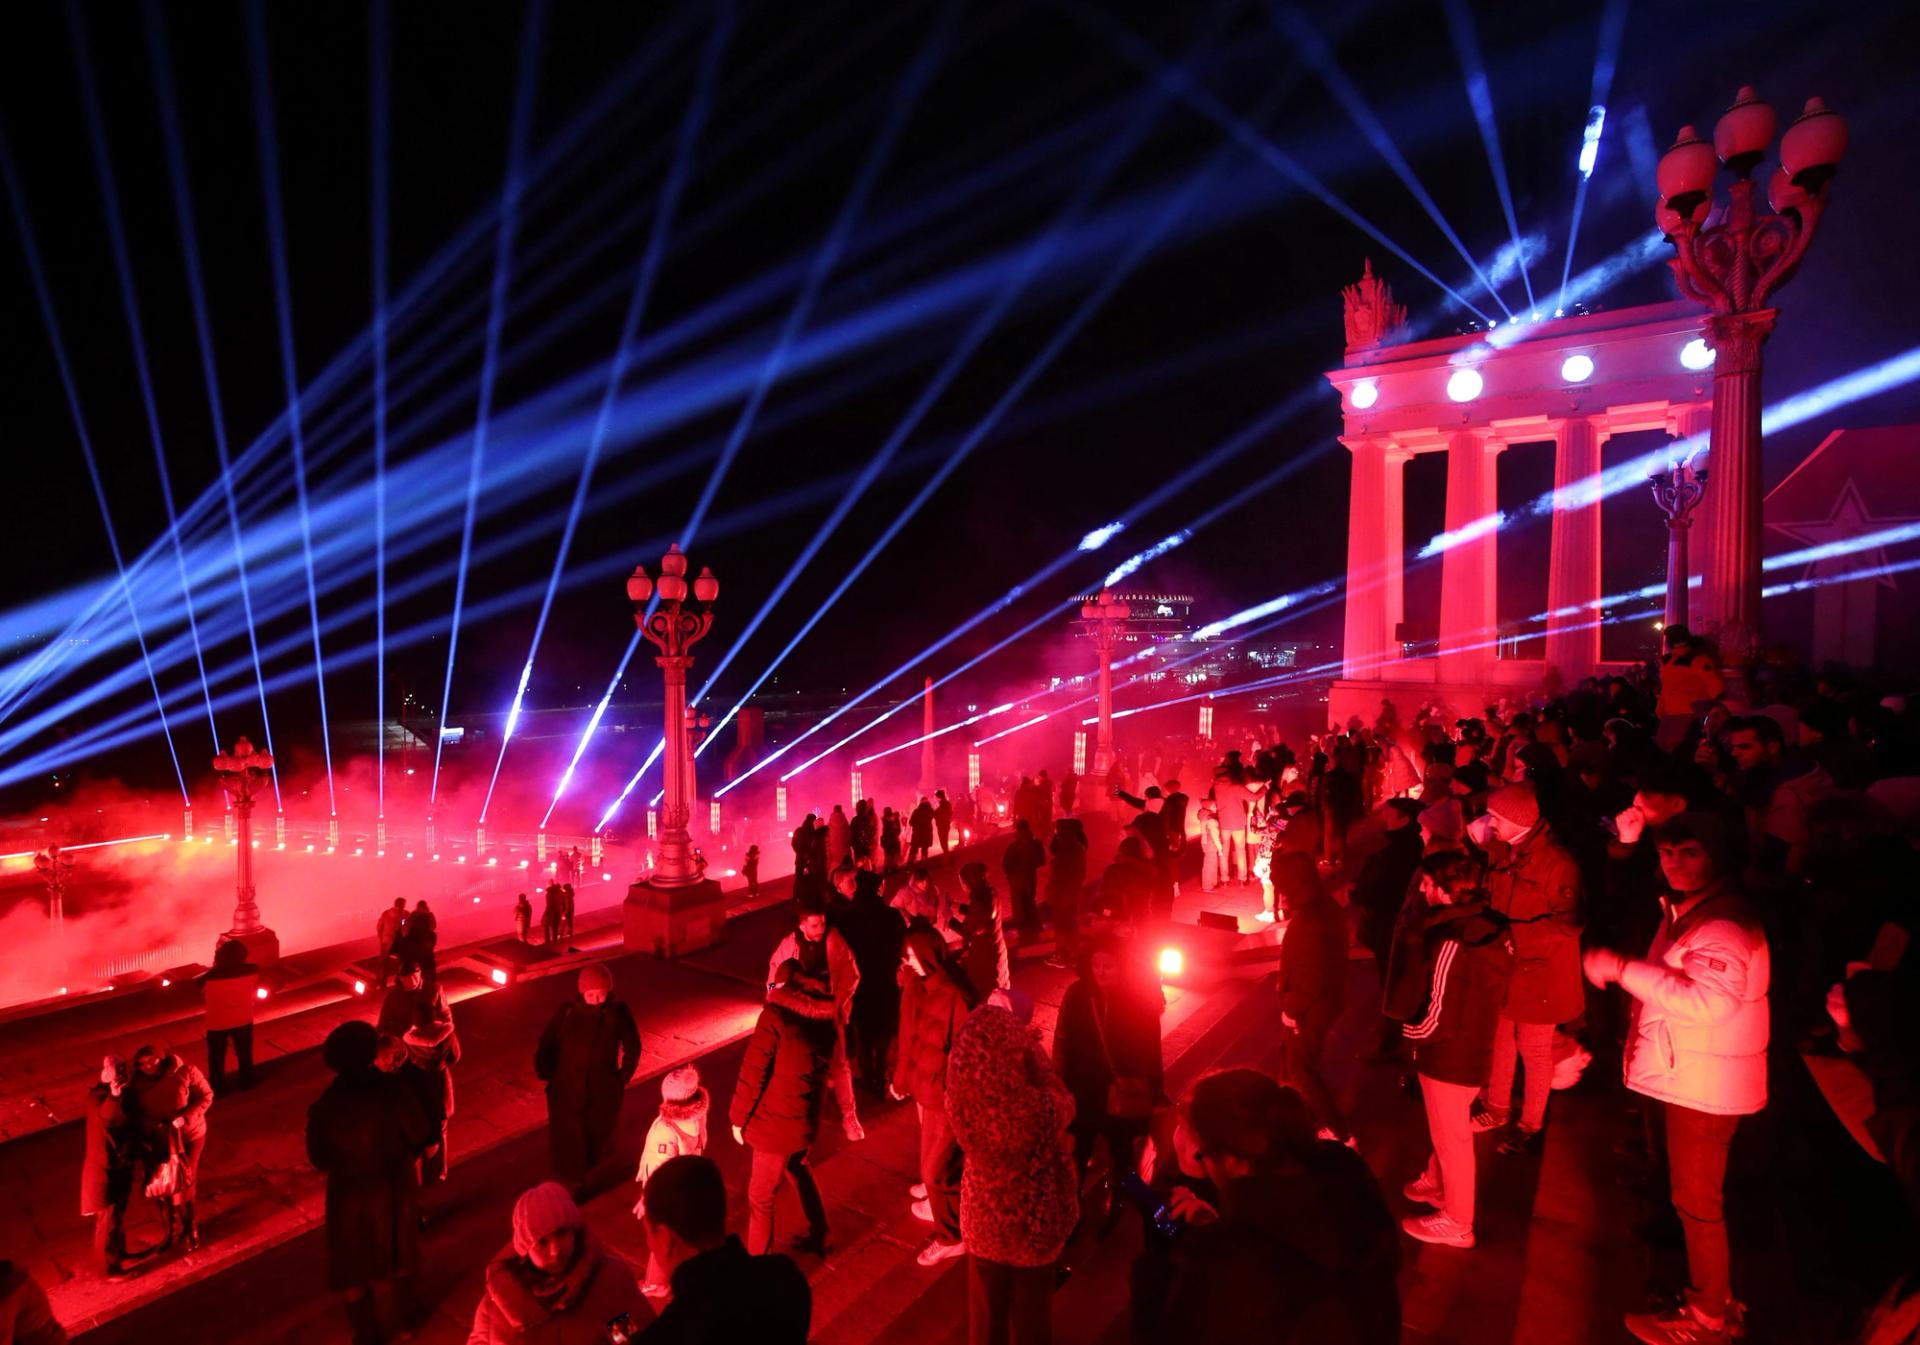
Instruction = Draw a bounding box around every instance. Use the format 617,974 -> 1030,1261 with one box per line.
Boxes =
946,1006 -> 1077,1266
730,986 -> 837,1155
1386,902 -> 1514,1088
636,1091 -> 708,1191
1620,884 -> 1770,1116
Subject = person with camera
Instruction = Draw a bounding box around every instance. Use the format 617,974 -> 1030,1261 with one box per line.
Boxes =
81,1054 -> 137,1278
467,1182 -> 643,1345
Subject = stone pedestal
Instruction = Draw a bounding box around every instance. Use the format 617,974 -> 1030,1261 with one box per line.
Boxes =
218,927 -> 280,969
623,878 -> 727,959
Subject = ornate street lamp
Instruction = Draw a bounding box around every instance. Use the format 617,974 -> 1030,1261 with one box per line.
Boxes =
33,842 -> 74,938
1656,86 -> 1846,696
1649,460 -> 1708,633
212,735 -> 279,965
1081,589 -> 1131,778
627,544 -> 718,888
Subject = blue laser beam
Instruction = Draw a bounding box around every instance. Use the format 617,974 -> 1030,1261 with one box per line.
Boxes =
483,0 -> 733,823
372,0 -> 391,824
246,0 -> 338,814
1556,0 -> 1628,310
70,3 -> 222,753
0,132 -> 188,800
433,0 -> 548,811
1441,0 -> 1535,312
144,0 -> 281,805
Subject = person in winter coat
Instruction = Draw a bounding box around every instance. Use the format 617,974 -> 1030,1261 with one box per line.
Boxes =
309,1021 -> 434,1344
731,963 -> 837,1257
634,1155 -> 812,1343
767,894 -> 865,1141
1045,819 -> 1090,970
534,964 -> 642,1189
376,897 -> 407,988
401,900 -> 439,986
1059,770 -> 1079,817
513,893 -> 533,943
378,962 -> 452,1039
1155,1069 -> 1399,1344
826,805 -> 852,872
1052,934 -> 1164,1183
935,790 -> 956,854
633,1065 -> 709,1298
81,1054 -> 136,1277
1096,835 -> 1161,929
1583,813 -> 1769,1345
1386,852 -> 1514,1249
201,938 -> 260,1096
908,798 -> 937,867
467,1182 -> 644,1345
839,870 -> 908,1090
948,1002 -> 1078,1345
541,884 -> 565,945
127,1044 -> 213,1252
1270,853 -> 1352,1144
1197,796 -> 1224,892
0,1261 -> 65,1345
1159,780 -> 1190,869
957,862 -> 1011,993
1473,783 -> 1584,1153
402,1001 -> 461,1185
894,926 -> 980,1267
881,812 -> 903,873
1000,819 -> 1048,938
1350,799 -> 1426,1053
743,845 -> 762,898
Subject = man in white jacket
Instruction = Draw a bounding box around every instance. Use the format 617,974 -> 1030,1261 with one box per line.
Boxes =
1584,813 -> 1769,1345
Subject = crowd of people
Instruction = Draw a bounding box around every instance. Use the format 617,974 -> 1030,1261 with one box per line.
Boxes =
25,623 -> 1920,1345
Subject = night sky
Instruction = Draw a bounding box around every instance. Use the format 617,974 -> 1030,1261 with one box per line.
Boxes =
3,0 -> 1917,806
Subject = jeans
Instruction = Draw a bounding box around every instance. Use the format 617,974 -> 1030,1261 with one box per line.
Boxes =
1221,830 -> 1246,882
918,1102 -> 964,1242
1664,1103 -> 1742,1321
1419,1073 -> 1479,1228
969,1254 -> 1053,1345
206,1024 -> 255,1095
1279,1016 -> 1348,1140
1484,1017 -> 1556,1131
746,1147 -> 826,1255
831,1026 -> 860,1129
92,1168 -> 132,1269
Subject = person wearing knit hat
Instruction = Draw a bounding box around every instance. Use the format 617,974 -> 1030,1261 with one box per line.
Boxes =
1418,797 -> 1465,849
1472,780 -> 1585,1155
533,962 -> 641,1189
634,1066 -> 711,1297
308,1020 -> 434,1343
470,1181 -> 642,1342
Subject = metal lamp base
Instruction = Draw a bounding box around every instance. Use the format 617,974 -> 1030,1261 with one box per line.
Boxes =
218,927 -> 280,969
623,877 -> 727,959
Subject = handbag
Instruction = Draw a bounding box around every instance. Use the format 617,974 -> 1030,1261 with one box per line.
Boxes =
144,1128 -> 184,1200
1091,996 -> 1155,1120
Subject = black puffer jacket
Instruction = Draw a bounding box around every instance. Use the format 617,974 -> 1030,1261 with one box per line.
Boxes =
1277,892 -> 1348,1028
730,984 -> 837,1155
1384,901 -> 1513,1087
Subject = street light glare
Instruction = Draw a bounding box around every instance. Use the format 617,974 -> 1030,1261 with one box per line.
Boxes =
1680,338 -> 1716,370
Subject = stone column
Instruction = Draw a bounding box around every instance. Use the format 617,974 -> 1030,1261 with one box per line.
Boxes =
1699,310 -> 1775,693
1438,429 -> 1500,684
1340,438 -> 1392,679
1545,417 -> 1604,681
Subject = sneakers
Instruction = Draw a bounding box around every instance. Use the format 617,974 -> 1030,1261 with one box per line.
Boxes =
916,1236 -> 966,1267
1623,1303 -> 1731,1344
1044,953 -> 1073,970
1401,1173 -> 1445,1208
910,1182 -> 929,1200
1497,1125 -> 1545,1157
843,1115 -> 867,1142
910,1198 -> 934,1223
1468,1099 -> 1508,1132
1401,1211 -> 1475,1248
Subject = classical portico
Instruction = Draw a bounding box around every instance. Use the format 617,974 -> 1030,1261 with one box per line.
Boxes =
1325,265 -> 1715,729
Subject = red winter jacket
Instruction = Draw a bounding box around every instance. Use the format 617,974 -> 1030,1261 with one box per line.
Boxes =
894,961 -> 976,1112
730,986 -> 837,1155
1485,826 -> 1584,1024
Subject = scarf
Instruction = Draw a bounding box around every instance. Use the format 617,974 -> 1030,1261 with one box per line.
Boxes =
486,1231 -> 605,1328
